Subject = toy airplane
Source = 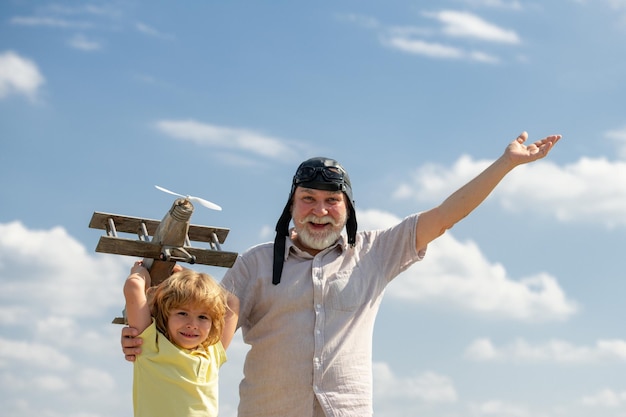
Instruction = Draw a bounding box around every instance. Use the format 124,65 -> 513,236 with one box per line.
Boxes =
89,186 -> 239,324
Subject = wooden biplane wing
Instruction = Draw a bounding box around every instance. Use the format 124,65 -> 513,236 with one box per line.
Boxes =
89,211 -> 237,267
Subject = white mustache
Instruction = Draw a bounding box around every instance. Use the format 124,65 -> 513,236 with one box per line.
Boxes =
298,215 -> 340,227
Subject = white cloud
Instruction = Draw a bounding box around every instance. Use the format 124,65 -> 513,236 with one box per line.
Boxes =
392,154 -> 491,202
606,0 -> 626,9
606,126 -> 626,159
582,388 -> 626,407
469,50 -> 501,63
344,11 -> 510,63
465,338 -> 626,363
258,224 -> 273,240
373,363 -> 457,416
462,0 -> 524,11
374,364 -> 457,403
382,35 -> 501,63
424,10 -> 521,43
68,34 -> 101,51
400,234 -> 576,321
75,368 -> 116,393
358,210 -> 577,321
0,221 -> 125,317
0,221 -> 134,417
0,51 -> 45,101
155,119 -> 306,162
358,209 -> 402,229
0,338 -> 71,370
465,338 -> 502,360
45,4 -> 123,19
336,13 -> 380,29
135,22 -> 174,40
32,374 -> 68,392
370,363 -> 460,416
393,153 -> 626,229
381,27 -> 501,63
10,16 -> 93,29
10,3 -> 121,30
0,305 -> 30,325
383,36 -> 465,59
468,400 -> 532,417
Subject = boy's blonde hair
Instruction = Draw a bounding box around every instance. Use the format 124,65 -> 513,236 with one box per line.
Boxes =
148,269 -> 226,350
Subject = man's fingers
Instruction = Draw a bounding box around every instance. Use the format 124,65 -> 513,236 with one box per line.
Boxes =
122,326 -> 139,338
516,131 -> 528,144
122,337 -> 142,348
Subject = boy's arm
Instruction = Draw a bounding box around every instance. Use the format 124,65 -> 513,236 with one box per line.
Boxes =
123,261 -> 153,334
220,291 -> 240,350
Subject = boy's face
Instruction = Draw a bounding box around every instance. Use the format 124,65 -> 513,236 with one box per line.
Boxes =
167,304 -> 213,350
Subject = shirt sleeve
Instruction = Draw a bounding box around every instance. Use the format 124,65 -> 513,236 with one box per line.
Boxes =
137,319 -> 158,356
208,340 -> 227,368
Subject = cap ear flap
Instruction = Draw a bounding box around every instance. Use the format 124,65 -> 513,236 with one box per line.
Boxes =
273,233 -> 286,285
273,194 -> 294,285
275,197 -> 292,237
346,205 -> 357,246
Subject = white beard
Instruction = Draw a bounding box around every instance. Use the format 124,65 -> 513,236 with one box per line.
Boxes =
294,215 -> 346,250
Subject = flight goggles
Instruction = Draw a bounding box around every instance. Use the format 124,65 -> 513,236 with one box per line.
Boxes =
294,166 -> 345,185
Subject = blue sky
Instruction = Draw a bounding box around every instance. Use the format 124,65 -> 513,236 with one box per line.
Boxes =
1,1 -> 626,416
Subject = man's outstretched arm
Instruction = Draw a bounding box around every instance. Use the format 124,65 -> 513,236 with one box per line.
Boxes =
415,131 -> 562,251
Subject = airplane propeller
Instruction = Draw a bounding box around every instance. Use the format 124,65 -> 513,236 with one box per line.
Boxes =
155,185 -> 222,211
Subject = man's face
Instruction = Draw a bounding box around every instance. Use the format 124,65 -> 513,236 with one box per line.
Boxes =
291,187 -> 348,254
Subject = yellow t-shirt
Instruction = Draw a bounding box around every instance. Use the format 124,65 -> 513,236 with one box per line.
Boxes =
133,320 -> 227,417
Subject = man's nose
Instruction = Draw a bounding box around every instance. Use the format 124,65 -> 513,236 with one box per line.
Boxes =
312,201 -> 329,216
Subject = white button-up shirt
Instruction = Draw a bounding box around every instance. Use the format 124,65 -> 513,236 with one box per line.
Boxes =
221,213 -> 425,417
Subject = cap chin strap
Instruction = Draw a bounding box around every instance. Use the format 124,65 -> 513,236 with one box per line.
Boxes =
272,233 -> 286,285
273,199 -> 292,285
